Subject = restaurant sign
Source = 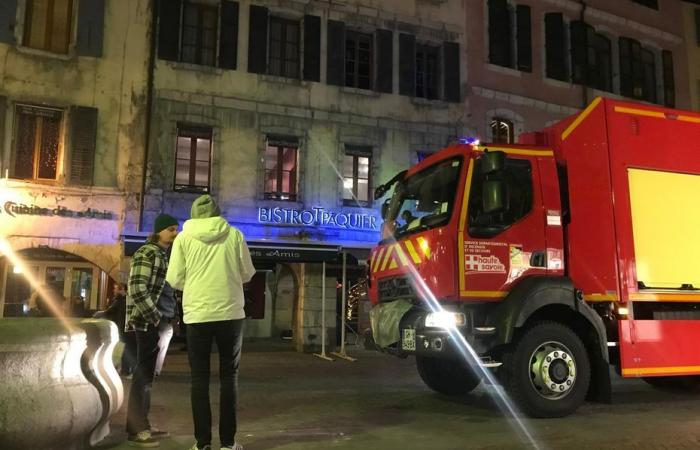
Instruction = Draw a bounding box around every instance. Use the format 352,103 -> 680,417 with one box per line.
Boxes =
257,206 -> 378,231
2,202 -> 113,220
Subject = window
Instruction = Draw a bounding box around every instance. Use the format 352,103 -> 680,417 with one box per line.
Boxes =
544,13 -> 568,81
343,146 -> 372,205
264,138 -> 298,201
631,0 -> 658,10
345,31 -> 372,89
159,0 -> 239,69
491,118 -> 514,144
383,158 -> 463,240
488,0 -> 512,68
468,156 -> 533,238
181,2 -> 218,66
620,37 -> 658,103
415,44 -> 439,100
175,125 -> 212,192
571,22 -> 612,92
269,16 -> 300,78
23,0 -> 74,54
12,105 -> 63,181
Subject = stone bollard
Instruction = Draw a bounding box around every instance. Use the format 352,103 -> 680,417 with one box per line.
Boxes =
0,318 -> 123,450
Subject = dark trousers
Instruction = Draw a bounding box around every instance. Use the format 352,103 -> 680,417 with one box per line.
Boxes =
187,319 -> 244,448
126,324 -> 160,435
121,331 -> 137,375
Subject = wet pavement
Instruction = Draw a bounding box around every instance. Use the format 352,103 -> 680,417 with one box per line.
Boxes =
96,341 -> 700,450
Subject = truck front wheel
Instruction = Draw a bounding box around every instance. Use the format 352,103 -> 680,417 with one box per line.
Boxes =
502,321 -> 591,418
416,355 -> 482,395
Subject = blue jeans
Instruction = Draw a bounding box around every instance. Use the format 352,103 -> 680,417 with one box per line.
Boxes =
126,323 -> 160,434
187,319 -> 244,448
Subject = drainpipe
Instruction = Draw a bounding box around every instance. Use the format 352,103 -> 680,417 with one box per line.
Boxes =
138,0 -> 158,232
578,0 -> 589,108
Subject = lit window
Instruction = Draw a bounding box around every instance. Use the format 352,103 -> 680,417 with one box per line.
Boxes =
23,0 -> 74,54
491,118 -> 514,144
343,145 -> 372,205
265,138 -> 299,201
174,125 -> 212,192
12,105 -> 63,181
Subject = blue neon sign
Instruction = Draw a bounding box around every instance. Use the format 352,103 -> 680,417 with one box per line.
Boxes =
257,206 -> 378,231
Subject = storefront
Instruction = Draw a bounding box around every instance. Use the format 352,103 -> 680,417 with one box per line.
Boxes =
0,181 -> 128,318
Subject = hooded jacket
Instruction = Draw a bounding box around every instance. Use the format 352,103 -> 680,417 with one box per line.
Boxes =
165,216 -> 255,324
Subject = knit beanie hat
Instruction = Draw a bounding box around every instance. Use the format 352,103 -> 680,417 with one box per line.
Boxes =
191,194 -> 221,219
153,214 -> 178,234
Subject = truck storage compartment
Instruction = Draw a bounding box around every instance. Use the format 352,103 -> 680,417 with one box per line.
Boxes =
628,168 -> 700,290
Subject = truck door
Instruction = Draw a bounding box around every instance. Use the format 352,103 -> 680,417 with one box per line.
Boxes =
458,150 -> 550,299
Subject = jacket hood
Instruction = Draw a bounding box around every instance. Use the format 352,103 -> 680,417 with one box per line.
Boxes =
183,216 -> 230,243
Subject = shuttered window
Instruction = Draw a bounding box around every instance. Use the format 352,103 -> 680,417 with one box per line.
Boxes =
158,0 -> 239,69
571,21 -> 611,92
345,31 -> 372,90
620,37 -> 658,103
12,105 -> 63,181
545,13 -> 567,81
175,125 -> 212,193
415,44 -> 439,100
264,137 -> 298,201
488,0 -> 512,68
23,0 -> 73,54
269,16 -> 300,78
343,145 -> 372,206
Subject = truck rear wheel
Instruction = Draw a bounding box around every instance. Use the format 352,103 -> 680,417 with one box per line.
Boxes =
416,355 -> 482,395
502,321 -> 591,418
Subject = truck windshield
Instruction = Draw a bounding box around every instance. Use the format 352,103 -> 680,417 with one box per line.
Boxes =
383,158 -> 463,240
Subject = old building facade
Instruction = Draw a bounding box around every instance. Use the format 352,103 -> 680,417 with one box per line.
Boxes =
0,0 -> 150,316
141,0 -> 467,350
467,0 -> 690,143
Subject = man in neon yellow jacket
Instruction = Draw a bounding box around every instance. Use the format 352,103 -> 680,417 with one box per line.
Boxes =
166,195 -> 255,450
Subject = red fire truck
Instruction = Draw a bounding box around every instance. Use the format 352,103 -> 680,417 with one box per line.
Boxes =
368,97 -> 700,417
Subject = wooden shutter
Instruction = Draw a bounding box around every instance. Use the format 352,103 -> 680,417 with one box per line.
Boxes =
488,0 -> 511,67
248,4 -> 268,74
303,15 -> 321,82
326,20 -> 345,86
158,0 -> 181,61
516,5 -> 531,72
219,1 -> 239,69
375,29 -> 393,93
663,50 -> 675,107
570,20 -> 588,85
619,37 -> 632,97
0,0 -> 17,44
398,33 -> 415,96
69,106 -> 98,186
695,9 -> 700,46
545,13 -> 566,81
76,0 -> 105,57
443,41 -> 460,102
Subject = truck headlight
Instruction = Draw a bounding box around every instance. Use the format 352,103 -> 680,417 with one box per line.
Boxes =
425,311 -> 466,328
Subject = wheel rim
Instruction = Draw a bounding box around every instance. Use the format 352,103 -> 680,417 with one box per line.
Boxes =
528,340 -> 577,400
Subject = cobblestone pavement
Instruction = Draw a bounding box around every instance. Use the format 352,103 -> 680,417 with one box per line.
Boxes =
96,343 -> 700,450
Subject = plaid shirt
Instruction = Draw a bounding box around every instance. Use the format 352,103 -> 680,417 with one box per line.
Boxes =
125,241 -> 167,332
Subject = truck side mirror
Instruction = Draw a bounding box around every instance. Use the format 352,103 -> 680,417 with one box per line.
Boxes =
479,151 -> 505,174
482,180 -> 506,213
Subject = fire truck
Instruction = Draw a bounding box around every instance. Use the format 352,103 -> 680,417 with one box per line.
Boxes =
368,97 -> 700,417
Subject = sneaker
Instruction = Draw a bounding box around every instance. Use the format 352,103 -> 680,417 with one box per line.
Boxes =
149,428 -> 169,439
221,443 -> 243,450
187,445 -> 211,450
127,430 -> 159,447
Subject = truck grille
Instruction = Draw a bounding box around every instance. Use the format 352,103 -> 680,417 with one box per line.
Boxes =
378,277 -> 414,302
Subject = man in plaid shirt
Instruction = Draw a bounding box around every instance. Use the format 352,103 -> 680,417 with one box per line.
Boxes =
125,213 -> 179,447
